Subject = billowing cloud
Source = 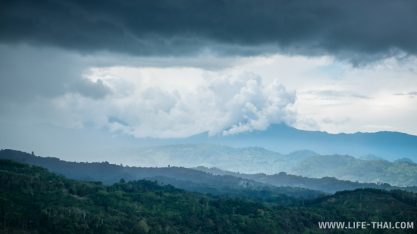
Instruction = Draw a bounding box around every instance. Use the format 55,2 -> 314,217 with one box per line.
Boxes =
69,78 -> 112,99
1,0 -> 417,61
1,44 -> 417,154
52,68 -> 296,138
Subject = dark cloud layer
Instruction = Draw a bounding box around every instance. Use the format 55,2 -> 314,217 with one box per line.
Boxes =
0,45 -> 84,102
1,0 -> 417,59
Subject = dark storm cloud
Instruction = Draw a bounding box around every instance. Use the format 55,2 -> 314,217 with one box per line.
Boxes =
1,0 -> 417,59
0,45 -> 114,102
0,45 -> 84,102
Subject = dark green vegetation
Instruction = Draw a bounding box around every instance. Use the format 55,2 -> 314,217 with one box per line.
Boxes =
1,160 -> 417,233
0,149 -> 322,204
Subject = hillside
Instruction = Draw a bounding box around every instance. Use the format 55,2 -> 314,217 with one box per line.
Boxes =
291,155 -> 417,186
0,149 -> 322,203
1,160 -> 417,233
2,149 -> 415,196
129,144 -> 417,186
133,144 -> 288,173
194,167 -> 417,194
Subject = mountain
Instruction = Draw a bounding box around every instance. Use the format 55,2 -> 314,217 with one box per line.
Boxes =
291,154 -> 417,186
2,149 -> 416,195
194,167 -> 417,194
0,149 -> 322,202
132,144 -> 291,174
127,144 -> 417,186
180,124 -> 417,161
1,160 -> 417,234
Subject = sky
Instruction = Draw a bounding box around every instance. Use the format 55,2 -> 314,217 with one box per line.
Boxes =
1,0 -> 417,160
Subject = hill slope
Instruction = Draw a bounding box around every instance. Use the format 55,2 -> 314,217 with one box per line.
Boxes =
1,160 -> 417,233
128,144 -> 417,186
194,167 -> 417,194
291,155 -> 417,186
0,149 -> 322,202
2,149 -> 415,195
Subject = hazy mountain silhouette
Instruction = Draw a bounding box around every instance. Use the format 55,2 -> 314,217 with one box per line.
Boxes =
194,167 -> 417,194
1,149 -> 415,195
128,144 -> 417,186
182,124 -> 417,161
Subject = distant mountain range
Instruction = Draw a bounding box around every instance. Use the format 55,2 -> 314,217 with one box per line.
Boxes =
194,167 -> 417,194
1,149 -> 416,196
129,144 -> 417,186
178,124 -> 417,161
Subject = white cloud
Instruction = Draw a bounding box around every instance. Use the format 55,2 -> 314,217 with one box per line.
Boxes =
152,53 -> 417,135
48,53 -> 417,138
52,67 -> 296,138
2,44 -> 417,141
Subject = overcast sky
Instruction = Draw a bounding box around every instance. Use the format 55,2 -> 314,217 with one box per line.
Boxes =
1,0 -> 417,160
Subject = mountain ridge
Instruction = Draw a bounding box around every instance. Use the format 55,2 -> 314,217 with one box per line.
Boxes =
158,124 -> 417,161
2,159 -> 417,233
1,149 -> 416,195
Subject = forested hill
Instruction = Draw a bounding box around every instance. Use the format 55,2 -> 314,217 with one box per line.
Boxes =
0,149 -> 323,203
194,167 -> 417,194
1,160 -> 417,233
1,149 -> 415,196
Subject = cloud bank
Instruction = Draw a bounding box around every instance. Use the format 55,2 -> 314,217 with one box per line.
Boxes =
1,0 -> 417,61
53,68 -> 296,138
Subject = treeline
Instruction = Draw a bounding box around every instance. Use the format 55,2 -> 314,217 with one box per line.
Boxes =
0,149 -> 324,203
1,160 -> 417,233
